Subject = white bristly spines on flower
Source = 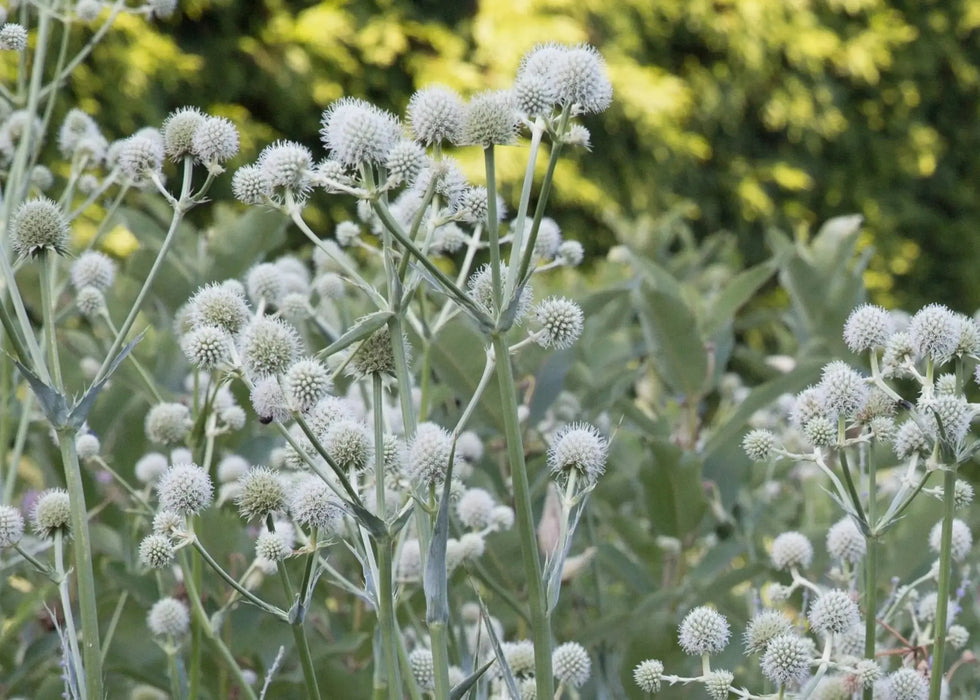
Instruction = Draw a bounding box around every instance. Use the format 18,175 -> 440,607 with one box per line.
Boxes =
232,164 -> 271,204
887,668 -> 928,700
500,640 -> 536,678
760,633 -> 811,686
161,106 -> 205,161
558,240 -> 584,267
333,221 -> 361,249
239,316 -> 301,378
547,422 -> 608,488
553,44 -> 613,114
319,97 -> 401,168
702,670 -> 735,700
75,433 -> 100,460
532,297 -> 584,349
632,659 -> 664,693
462,90 -> 519,147
250,376 -> 290,423
181,325 -> 231,370
929,518 -> 972,561
455,185 -> 490,224
135,452 -> 169,484
70,251 -> 116,290
118,130 -> 165,184
843,303 -> 893,353
0,504 -> 25,548
156,463 -> 213,515
152,510 -> 183,536
742,428 -> 777,461
283,357 -> 332,412
931,394 -> 972,446
385,139 -> 427,186
893,417 -> 931,460
947,624 -> 969,649
552,641 -> 591,688
908,303 -> 959,364
808,590 -> 860,635
514,70 -> 558,117
882,331 -> 916,377
468,263 -> 533,321
407,85 -> 464,146
408,648 -> 435,691
76,286 -> 106,319
11,197 -> 70,258
144,402 -> 191,445
348,325 -> 401,378
236,467 -> 286,521
246,262 -> 284,308
289,475 -> 345,535
191,115 -> 239,168
953,479 -> 974,509
408,422 -> 454,487
770,531 -> 814,571
0,23 -> 27,51
456,488 -> 495,530
138,534 -> 175,569
188,282 -> 251,335
826,517 -> 866,563
324,419 -> 373,473
58,108 -> 105,159
743,609 -> 793,655
678,606 -> 730,655
255,530 -> 290,562
258,139 -> 314,200
147,597 -> 190,638
817,360 -> 869,418
32,489 -> 72,539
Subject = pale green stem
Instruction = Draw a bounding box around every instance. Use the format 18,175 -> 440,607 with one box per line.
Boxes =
453,347 -> 496,436
167,647 -> 183,700
929,468 -> 957,700
55,530 -> 85,700
483,146 -> 502,314
274,551 -> 322,700
39,254 -> 63,387
100,590 -> 128,664
377,541 -> 402,700
863,441 -> 878,700
190,538 -> 288,621
505,117 -> 546,297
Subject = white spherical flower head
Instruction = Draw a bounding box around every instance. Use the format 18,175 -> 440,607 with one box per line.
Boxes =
771,531 -> 814,571
0,505 -> 25,548
456,488 -> 496,530
633,659 -> 664,694
459,532 -> 485,560
499,640 -> 535,679
398,538 -> 422,581
232,164 -> 272,205
216,454 -> 249,484
284,357 -> 332,412
929,518 -> 972,561
144,402 -> 191,445
138,534 -> 175,569
817,360 -> 868,417
325,419 -> 374,473
467,263 -> 534,322
75,286 -> 106,319
743,609 -> 793,655
843,303 -> 894,353
70,251 -> 116,291
908,303 -> 959,363
135,452 -> 169,484
808,590 -> 860,635
333,222 -> 361,249
514,70 -> 559,116
678,606 -> 730,655
58,108 -> 103,158
558,240 -> 585,267
249,376 -> 290,424
0,23 -> 28,51
408,422 -> 455,486
257,140 -> 313,202
290,475 -> 345,535
118,131 -> 164,183
181,325 -> 231,370
191,115 -> 239,167
954,479 -> 974,510
742,429 -> 778,461
147,597 -> 190,638
156,462 -> 213,515
188,282 -> 251,335
407,85 -> 464,146
547,423 -> 608,487
246,262 -> 283,307
236,467 -> 286,521
826,517 -> 866,563
703,669 -> 734,700
161,106 -> 205,161
462,90 -> 519,147
75,433 -> 100,460
761,633 -> 811,685
385,139 -> 427,185
887,668 -> 928,700
11,197 -> 69,258
552,641 -> 591,688
533,297 -> 584,349
947,624 -> 969,649
32,489 -> 72,539
490,505 -> 515,531
931,394 -> 972,446
320,97 -> 401,168
255,529 -> 290,561
239,316 -> 301,378
408,648 -> 435,690
553,44 -> 613,114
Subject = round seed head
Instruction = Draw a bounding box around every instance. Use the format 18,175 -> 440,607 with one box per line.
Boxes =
558,240 -> 585,267
633,659 -> 664,693
953,479 -> 974,510
156,462 -> 213,515
0,505 -> 25,548
289,475 -> 345,534
791,387 -> 828,430
490,505 -> 515,531
11,197 -> 69,258
771,531 -> 814,571
454,185 -> 490,224
743,609 -> 794,655
139,534 -> 175,568
324,419 -> 373,473
144,402 -> 190,445
547,422 -> 608,487
284,357 -> 332,412
533,297 -> 584,349
0,23 -> 28,51
887,668 -> 928,700
255,530 -> 290,561
147,597 -> 189,638
58,108 -> 103,158
826,517 -> 866,563
456,430 -> 484,463
236,467 -> 286,521
462,90 -> 519,147
239,317 -> 301,378
250,376 -> 290,424
333,222 -> 361,249
408,422 -> 454,486
75,433 -> 100,460
742,429 -> 777,461
893,418 -> 931,460
408,85 -> 464,146
564,123 -> 591,149
383,139 -> 427,188
135,452 -> 169,484
552,641 -> 591,688
804,415 -> 837,447
678,606 -> 730,655
843,304 -> 893,353
31,165 -> 55,190
457,488 -> 495,530
397,538 -> 421,581
808,590 -> 860,635
76,286 -> 105,318
152,510 -> 183,536
514,70 -> 558,116
232,164 -> 271,204
703,669 -> 735,700
320,97 -> 401,168
180,325 -> 230,370
161,107 -> 205,161
70,251 -> 115,290
908,303 -> 959,363
947,624 -> 969,649
761,633 -> 811,685
348,325 -> 401,378
191,115 -> 239,166
409,648 -> 435,691
258,139 -> 313,197
467,263 -> 533,322
929,518 -> 972,561
32,489 -> 72,539
553,44 -> 612,113
188,283 -> 250,335
882,331 -> 916,377
853,659 -> 880,688
818,360 -> 868,417
118,131 -> 164,183
931,394 -> 972,447
459,532 -> 485,560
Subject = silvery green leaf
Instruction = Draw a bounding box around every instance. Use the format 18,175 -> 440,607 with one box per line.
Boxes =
424,445 -> 455,625
14,360 -> 69,428
449,659 -> 494,700
316,311 -> 394,360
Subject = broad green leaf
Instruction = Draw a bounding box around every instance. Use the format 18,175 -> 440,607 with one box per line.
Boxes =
633,285 -> 707,398
640,439 -> 707,539
702,260 -> 776,338
427,319 -> 503,431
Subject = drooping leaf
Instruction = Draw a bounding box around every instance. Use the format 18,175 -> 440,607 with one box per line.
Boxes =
633,285 -> 707,399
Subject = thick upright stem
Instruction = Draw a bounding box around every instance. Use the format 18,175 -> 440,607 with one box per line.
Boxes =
929,468 -> 957,700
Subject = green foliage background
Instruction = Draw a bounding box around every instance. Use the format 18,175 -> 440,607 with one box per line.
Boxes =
65,0 -> 980,311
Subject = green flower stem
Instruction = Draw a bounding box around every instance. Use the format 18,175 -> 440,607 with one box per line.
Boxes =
189,545 -> 202,700
57,433 -> 102,700
484,146 -> 502,313
178,548 -> 258,700
863,440 -> 879,700
99,590 -> 128,664
98,309 -> 164,402
453,347 -> 496,436
94,156 -> 195,385
190,538 -> 289,621
505,116 -> 545,296
430,620 -> 452,700
54,530 -> 85,699
929,467 -> 957,700
167,648 -> 184,700
491,333 -> 553,700
377,539 -> 402,700
836,440 -> 867,529
276,559 -> 322,700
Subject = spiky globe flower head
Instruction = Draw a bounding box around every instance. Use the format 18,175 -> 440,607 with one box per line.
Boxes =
58,108 -> 102,158
180,325 -> 230,370
678,606 -> 730,655
32,489 -> 72,539
239,317 -> 301,378
459,531 -> 485,560
10,197 -> 69,258
953,479 -> 974,509
188,282 -> 251,335
0,505 -> 25,548
915,592 -> 941,623
892,418 -> 931,460
281,357 -> 330,413
290,475 -> 345,534
232,164 -> 271,205
462,90 -> 519,147
152,510 -> 183,536
457,488 -> 495,530
957,314 -> 980,355
144,402 -> 190,445
147,597 -> 190,638
547,422 -> 608,487
191,115 -> 239,167
790,387 -> 827,430
514,70 -> 559,116
496,640 -> 535,679
325,419 -> 373,473
255,530 -> 290,561
947,624 -> 969,649
75,285 -> 105,318
771,531 -> 814,571
31,164 -> 54,190
552,641 -> 591,688
931,394 -> 972,447
118,130 -> 164,183
564,123 -> 592,149
385,139 -> 427,186
843,304 -> 893,353
332,221 -> 361,249
826,517 -> 866,563
742,429 -> 777,461
161,107 -> 205,161
75,433 -> 100,460
808,590 -> 859,635
407,648 -> 435,690
236,467 -> 286,521
408,422 -> 455,486
455,185 -> 490,224
703,670 -> 735,700
929,518 -> 972,561
532,297 -> 584,349
248,376 -> 288,424
761,633 -> 811,686
908,303 -> 959,363
138,534 -> 175,569
743,609 -> 794,655
135,452 -> 169,484
817,360 -> 868,417
397,538 -> 422,581
887,668 -> 928,700
70,251 -> 115,291
156,463 -> 213,515
407,85 -> 464,146
554,44 -> 613,113
348,325 -> 402,377
0,23 -> 27,51
468,263 -> 534,321
320,97 -> 401,168
245,262 -> 283,307
558,240 -> 585,267
633,659 -> 664,694
257,139 -> 313,199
